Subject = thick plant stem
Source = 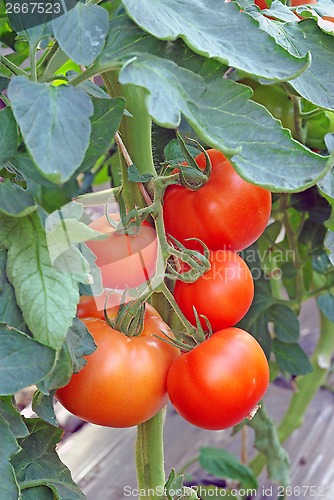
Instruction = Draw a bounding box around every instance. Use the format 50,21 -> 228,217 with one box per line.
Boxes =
135,410 -> 166,500
102,71 -> 156,210
249,311 -> 334,476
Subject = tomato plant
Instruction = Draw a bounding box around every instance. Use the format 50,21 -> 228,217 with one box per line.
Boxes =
163,149 -> 272,252
174,250 -> 254,331
86,213 -> 158,290
167,327 -> 270,430
56,303 -> 179,427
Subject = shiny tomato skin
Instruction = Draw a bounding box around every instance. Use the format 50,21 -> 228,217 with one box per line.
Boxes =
174,250 -> 254,332
167,327 -> 270,430
163,150 -> 271,252
76,291 -> 113,320
254,0 -> 317,6
86,214 -> 158,290
254,0 -> 269,8
56,304 -> 179,427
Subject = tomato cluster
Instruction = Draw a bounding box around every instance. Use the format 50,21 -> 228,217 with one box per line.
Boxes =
164,149 -> 271,429
57,149 -> 270,431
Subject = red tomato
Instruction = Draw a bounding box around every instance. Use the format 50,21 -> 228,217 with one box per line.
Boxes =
163,150 -> 271,252
86,214 -> 158,290
76,291 -> 140,320
76,291 -> 115,320
56,303 -> 179,427
167,327 -> 269,430
254,0 -> 317,7
174,250 -> 254,332
290,0 -> 317,5
254,0 -> 269,8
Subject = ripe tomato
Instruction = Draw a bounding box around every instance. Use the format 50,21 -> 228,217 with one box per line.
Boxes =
254,0 -> 317,7
86,213 -> 158,290
56,303 -> 179,427
76,291 -> 127,320
254,0 -> 269,8
174,250 -> 254,332
163,149 -> 271,252
167,327 -> 269,430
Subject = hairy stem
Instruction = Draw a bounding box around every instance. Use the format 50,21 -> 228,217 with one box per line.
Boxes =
135,410 -> 166,500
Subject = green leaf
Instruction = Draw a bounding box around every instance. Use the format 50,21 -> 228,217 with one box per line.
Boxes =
32,390 -> 58,427
273,339 -> 313,375
37,341 -> 73,396
66,317 -> 96,373
95,15 -> 330,191
53,2 -> 109,66
128,163 -> 154,182
7,76 -> 93,184
9,154 -> 58,187
44,202 -> 108,285
320,172 -> 334,205
37,317 -> 95,396
8,4 -> 53,50
21,485 -> 54,500
317,293 -> 334,322
96,16 -> 327,188
0,397 -> 29,438
199,447 -> 258,489
0,212 -> 79,350
0,323 -> 56,394
0,249 -> 25,330
299,218 -> 327,254
164,139 -> 199,164
0,413 -> 20,500
325,230 -> 334,264
0,181 -> 36,217
0,107 -> 18,165
0,75 -> 10,92
12,419 -> 85,499
73,75 -> 111,99
122,0 -> 309,81
122,54 -> 329,191
250,13 -> 334,110
237,275 -> 274,357
312,252 -> 333,274
247,404 -> 290,486
78,243 -> 103,297
77,97 -> 126,174
269,304 -> 300,343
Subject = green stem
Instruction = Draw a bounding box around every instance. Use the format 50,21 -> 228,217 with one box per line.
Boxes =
290,94 -> 307,144
0,55 -> 28,76
249,311 -> 334,476
30,46 -> 37,82
69,64 -> 103,86
157,282 -> 197,337
103,72 -> 156,176
135,410 -> 166,500
102,70 -> 156,210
